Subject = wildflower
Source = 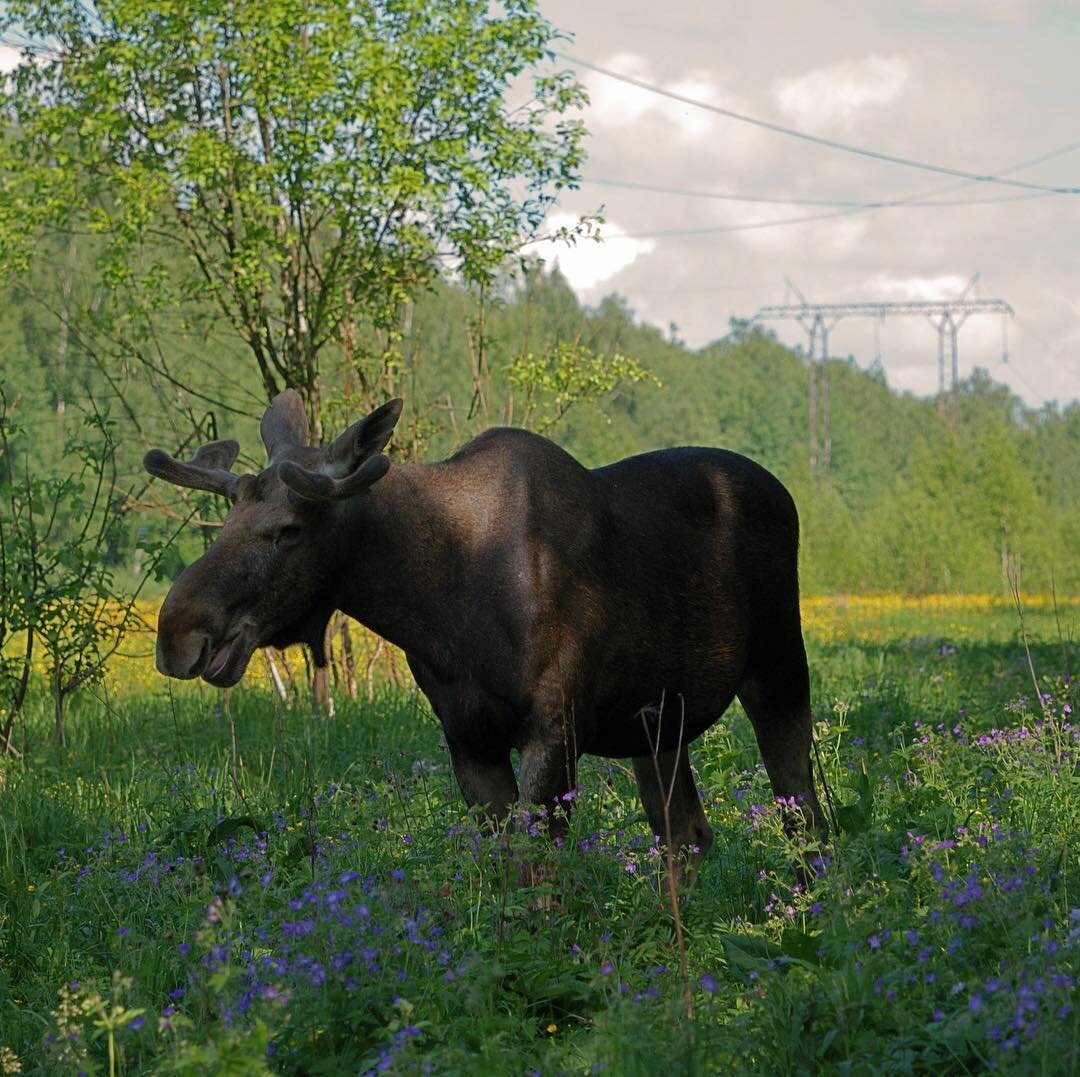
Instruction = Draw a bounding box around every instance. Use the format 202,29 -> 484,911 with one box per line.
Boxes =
700,973 -> 717,994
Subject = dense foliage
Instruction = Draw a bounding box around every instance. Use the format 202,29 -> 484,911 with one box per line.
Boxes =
3,257 -> 1078,595
1,0 -> 587,433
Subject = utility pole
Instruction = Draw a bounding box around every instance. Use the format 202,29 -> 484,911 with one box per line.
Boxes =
753,291 -> 1013,474
793,309 -> 839,476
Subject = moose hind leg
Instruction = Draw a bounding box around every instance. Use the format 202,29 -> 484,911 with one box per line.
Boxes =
632,745 -> 713,882
738,641 -> 826,841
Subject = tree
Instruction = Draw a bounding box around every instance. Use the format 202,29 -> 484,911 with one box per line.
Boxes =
0,391 -> 152,754
1,0 -> 587,436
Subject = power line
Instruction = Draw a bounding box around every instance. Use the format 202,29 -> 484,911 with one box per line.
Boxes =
558,51 -> 1080,195
617,207 -> 865,239
579,137 -> 1080,240
582,176 -> 1053,209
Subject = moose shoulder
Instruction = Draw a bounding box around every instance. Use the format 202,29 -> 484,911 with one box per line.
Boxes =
145,390 -> 824,863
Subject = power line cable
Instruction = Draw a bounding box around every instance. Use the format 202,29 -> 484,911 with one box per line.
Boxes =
589,136 -> 1080,239
557,51 -> 1080,195
582,176 -> 1053,209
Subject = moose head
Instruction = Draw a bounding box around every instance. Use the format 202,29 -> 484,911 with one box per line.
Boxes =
144,391 -> 402,687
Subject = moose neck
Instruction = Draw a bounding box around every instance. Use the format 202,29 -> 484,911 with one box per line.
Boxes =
332,462 -> 468,667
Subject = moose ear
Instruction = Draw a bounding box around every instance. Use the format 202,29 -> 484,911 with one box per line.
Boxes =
324,398 -> 403,477
261,389 -> 310,460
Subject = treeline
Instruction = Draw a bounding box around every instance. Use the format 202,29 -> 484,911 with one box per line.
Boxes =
2,260 -> 1078,595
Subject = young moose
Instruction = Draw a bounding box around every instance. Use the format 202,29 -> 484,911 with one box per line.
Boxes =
145,391 -> 824,866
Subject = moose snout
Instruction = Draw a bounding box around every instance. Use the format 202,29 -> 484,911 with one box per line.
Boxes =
155,625 -> 211,679
155,573 -> 217,679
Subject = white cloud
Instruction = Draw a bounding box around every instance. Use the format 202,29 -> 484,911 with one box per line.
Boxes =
775,54 -> 910,130
0,44 -> 22,73
863,273 -> 972,300
581,52 -> 759,147
581,52 -> 655,126
532,212 -> 655,291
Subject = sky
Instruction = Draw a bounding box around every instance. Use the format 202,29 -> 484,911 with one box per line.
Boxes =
3,4 -> 1078,406
533,0 -> 1080,407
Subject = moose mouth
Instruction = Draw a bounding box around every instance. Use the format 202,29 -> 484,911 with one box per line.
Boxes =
202,632 -> 253,688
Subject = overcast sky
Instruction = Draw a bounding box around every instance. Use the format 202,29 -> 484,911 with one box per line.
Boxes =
535,0 -> 1080,407
3,5 -> 1078,406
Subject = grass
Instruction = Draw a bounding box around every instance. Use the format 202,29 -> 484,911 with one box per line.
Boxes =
0,596 -> 1077,1074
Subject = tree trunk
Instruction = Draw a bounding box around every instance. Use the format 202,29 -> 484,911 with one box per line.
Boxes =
263,649 -> 290,703
338,615 -> 358,700
54,659 -> 66,758
1,628 -> 33,756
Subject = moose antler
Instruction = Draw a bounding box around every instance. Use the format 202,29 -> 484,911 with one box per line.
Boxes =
278,398 -> 402,502
278,454 -> 390,501
143,439 -> 242,499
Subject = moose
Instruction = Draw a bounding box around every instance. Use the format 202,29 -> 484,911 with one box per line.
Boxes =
145,391 -> 824,868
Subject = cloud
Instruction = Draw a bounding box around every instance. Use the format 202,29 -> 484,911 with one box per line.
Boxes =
531,212 -> 656,291
862,273 -> 973,300
774,53 -> 910,130
0,44 -> 22,74
580,52 -> 762,148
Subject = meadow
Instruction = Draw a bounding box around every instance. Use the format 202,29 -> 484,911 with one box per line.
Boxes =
0,595 -> 1077,1075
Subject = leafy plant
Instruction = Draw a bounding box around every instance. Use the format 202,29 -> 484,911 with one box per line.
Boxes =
0,392 -> 153,753
1,0 -> 589,435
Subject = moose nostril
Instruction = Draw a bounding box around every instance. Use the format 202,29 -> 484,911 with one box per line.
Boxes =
156,631 -> 212,679
187,635 -> 212,678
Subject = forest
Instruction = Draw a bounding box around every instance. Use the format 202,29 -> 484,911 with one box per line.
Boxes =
3,254 -> 1078,597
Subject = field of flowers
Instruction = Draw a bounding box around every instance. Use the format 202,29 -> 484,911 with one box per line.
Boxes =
0,595 -> 1077,1074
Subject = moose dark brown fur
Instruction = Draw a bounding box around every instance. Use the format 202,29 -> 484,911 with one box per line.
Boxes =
145,391 -> 824,864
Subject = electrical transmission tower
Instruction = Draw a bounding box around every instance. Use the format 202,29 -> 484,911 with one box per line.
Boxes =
752,285 -> 1014,476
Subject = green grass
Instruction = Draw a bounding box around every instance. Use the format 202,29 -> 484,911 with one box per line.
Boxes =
0,603 -> 1077,1074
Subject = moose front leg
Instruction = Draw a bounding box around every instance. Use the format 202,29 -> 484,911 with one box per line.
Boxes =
444,739 -> 518,829
518,736 -> 578,844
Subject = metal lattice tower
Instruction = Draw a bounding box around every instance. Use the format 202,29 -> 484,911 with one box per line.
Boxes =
752,291 -> 1014,475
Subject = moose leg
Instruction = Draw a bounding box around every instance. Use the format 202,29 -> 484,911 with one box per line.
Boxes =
519,737 -> 578,843
632,746 -> 713,884
737,644 -> 826,843
445,739 -> 518,829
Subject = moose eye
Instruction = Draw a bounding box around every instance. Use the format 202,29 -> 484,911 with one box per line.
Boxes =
274,524 -> 303,547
